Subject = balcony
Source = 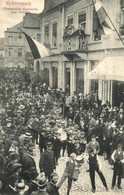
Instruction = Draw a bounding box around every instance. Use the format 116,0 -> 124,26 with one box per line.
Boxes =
62,26 -> 89,55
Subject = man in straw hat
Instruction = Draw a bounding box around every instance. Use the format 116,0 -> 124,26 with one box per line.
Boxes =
30,173 -> 48,195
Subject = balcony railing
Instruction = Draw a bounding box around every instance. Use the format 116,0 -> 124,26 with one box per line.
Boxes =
62,26 -> 89,53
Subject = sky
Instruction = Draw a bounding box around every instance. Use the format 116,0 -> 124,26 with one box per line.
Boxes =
0,0 -> 44,38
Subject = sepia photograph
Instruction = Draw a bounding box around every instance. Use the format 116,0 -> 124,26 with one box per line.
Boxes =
0,0 -> 124,194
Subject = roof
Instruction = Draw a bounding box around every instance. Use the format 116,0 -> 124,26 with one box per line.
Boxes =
5,13 -> 40,34
44,0 -> 65,12
6,21 -> 23,33
23,13 -> 40,28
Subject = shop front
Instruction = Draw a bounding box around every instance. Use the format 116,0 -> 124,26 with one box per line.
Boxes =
88,56 -> 124,106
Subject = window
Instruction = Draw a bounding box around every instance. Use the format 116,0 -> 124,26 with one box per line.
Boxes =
93,9 -> 101,41
121,8 -> 124,26
18,48 -> 22,57
121,0 -> 124,9
67,18 -> 73,26
36,33 -> 41,42
18,37 -> 23,46
67,15 -> 73,26
14,49 -> 17,53
52,23 -> 57,47
44,26 -> 49,44
8,48 -> 13,57
14,37 -> 17,44
78,11 -> 86,32
119,5 -> 124,35
8,36 -> 12,45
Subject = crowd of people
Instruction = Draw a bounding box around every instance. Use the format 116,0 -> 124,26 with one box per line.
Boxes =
0,67 -> 124,194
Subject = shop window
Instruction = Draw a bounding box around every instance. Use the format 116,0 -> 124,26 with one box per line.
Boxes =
52,23 -> 57,47
52,67 -> 58,88
76,68 -> 84,93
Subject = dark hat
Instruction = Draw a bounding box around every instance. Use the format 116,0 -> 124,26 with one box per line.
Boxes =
12,163 -> 22,172
46,141 -> 52,147
8,174 -> 18,185
50,172 -> 58,180
28,142 -> 35,149
91,134 -> 96,139
117,143 -> 123,148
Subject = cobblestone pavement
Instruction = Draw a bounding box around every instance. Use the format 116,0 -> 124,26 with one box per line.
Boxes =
34,145 -> 124,195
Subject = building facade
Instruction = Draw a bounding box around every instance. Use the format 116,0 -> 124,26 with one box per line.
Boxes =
35,0 -> 124,106
0,38 -> 4,67
4,13 -> 41,69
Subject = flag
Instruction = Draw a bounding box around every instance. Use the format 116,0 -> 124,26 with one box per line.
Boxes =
93,0 -> 114,35
23,31 -> 49,59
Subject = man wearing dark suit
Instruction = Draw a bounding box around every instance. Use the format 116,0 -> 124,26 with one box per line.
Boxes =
46,173 -> 59,195
39,142 -> 55,181
21,147 -> 38,181
88,148 -> 109,193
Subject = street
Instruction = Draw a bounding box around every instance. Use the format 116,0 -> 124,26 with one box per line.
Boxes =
34,145 -> 124,195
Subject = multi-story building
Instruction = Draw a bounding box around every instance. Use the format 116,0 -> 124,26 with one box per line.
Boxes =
0,38 -> 4,67
4,13 -> 41,69
34,0 -> 124,106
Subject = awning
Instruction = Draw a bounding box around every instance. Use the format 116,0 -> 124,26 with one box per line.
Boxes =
88,56 -> 124,81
